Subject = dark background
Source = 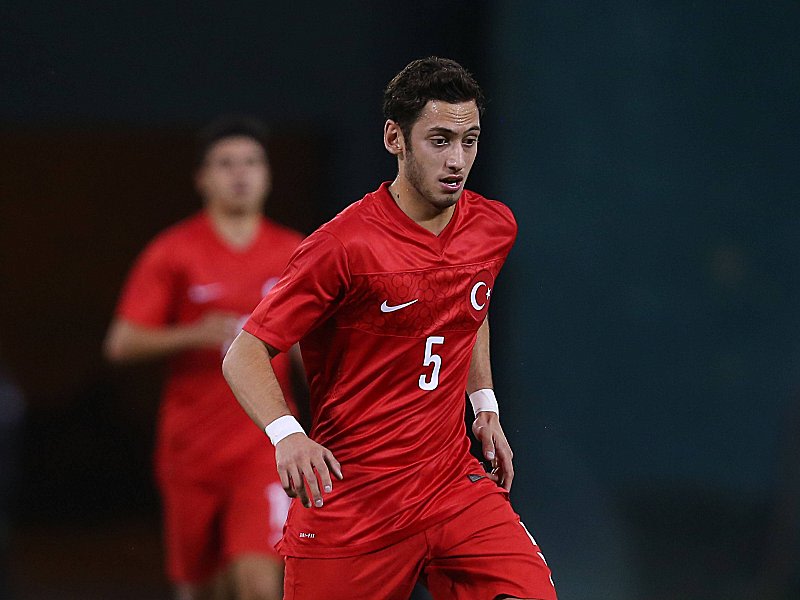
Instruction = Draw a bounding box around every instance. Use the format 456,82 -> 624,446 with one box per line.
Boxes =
2,2 -> 799,599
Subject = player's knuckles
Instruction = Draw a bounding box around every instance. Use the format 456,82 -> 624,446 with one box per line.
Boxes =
276,457 -> 305,472
283,447 -> 317,465
306,450 -> 325,464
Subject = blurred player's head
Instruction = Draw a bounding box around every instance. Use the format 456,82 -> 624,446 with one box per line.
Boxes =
194,115 -> 272,216
383,57 -> 484,211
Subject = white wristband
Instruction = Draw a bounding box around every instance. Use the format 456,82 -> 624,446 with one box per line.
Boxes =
264,415 -> 305,446
469,388 -> 499,418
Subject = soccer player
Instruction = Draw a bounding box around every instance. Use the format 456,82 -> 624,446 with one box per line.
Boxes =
223,58 -> 557,600
104,116 -> 304,600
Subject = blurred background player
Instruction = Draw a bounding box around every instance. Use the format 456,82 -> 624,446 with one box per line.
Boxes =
104,116 -> 304,600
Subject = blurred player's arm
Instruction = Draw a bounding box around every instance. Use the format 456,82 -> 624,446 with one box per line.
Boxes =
223,330 -> 342,508
467,317 -> 515,491
103,312 -> 240,363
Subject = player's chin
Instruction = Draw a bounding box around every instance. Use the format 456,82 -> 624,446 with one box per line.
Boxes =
431,192 -> 460,210
223,198 -> 261,215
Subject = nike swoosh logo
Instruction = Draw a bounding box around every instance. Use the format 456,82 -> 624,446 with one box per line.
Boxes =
380,299 -> 419,313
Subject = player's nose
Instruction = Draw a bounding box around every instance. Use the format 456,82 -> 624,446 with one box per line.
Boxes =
445,146 -> 466,171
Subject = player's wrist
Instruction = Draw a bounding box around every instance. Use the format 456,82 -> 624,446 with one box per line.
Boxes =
264,415 -> 306,446
469,388 -> 499,418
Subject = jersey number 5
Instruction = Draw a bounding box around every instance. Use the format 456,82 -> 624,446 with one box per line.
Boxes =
419,335 -> 445,391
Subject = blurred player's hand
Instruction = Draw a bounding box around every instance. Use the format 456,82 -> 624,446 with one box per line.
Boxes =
191,311 -> 241,347
472,412 -> 514,491
275,433 -> 343,508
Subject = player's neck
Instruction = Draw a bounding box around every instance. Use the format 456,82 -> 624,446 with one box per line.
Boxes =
206,207 -> 261,249
388,180 -> 455,236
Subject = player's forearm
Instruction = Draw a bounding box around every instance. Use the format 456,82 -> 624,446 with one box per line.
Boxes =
103,319 -> 202,363
467,318 -> 493,393
222,330 -> 294,430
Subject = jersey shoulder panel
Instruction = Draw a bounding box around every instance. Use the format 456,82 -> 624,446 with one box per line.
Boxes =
244,227 -> 350,351
316,194 -> 378,243
462,190 -> 518,239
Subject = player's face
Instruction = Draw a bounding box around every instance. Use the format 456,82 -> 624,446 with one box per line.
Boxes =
402,100 -> 480,212
195,136 -> 271,216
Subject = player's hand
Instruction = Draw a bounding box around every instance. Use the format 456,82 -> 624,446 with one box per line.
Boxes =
275,433 -> 343,508
190,312 -> 241,348
472,412 -> 514,491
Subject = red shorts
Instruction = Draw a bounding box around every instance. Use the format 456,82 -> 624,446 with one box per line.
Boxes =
284,492 -> 556,600
160,458 -> 291,584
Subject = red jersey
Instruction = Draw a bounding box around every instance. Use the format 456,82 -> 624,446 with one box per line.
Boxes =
115,212 -> 303,481
244,183 -> 517,557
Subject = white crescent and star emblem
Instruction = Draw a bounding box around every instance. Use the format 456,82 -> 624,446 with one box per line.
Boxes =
466,270 -> 494,320
470,281 -> 492,311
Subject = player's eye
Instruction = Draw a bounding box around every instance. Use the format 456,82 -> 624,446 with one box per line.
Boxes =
463,137 -> 479,147
430,137 -> 448,147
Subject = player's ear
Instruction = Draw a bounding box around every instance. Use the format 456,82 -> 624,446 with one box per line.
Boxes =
383,120 -> 404,157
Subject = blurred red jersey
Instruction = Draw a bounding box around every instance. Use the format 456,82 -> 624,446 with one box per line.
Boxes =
115,212 -> 303,481
244,183 -> 517,557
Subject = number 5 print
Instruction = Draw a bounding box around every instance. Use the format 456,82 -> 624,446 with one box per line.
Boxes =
418,335 -> 445,391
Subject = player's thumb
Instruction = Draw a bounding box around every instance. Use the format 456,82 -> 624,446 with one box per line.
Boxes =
482,437 -> 495,461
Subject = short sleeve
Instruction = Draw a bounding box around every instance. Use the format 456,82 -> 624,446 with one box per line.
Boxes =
244,230 -> 350,352
115,237 -> 179,327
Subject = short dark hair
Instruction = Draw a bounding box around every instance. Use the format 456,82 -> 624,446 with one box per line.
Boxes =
195,115 -> 270,165
382,57 -> 485,143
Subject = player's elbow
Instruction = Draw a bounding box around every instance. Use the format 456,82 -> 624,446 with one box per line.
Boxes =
221,334 -> 241,384
222,331 -> 276,385
103,320 -> 136,364
103,331 -> 127,364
